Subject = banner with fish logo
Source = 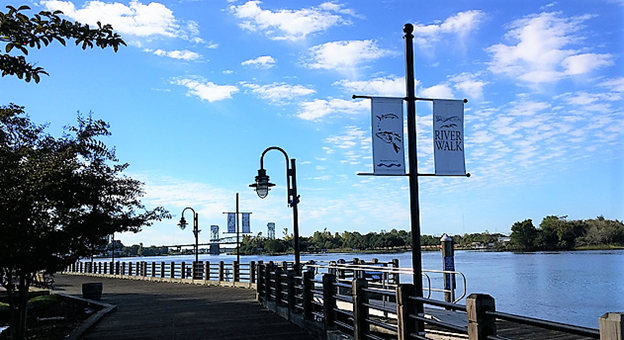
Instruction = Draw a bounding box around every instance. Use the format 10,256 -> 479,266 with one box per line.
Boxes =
227,213 -> 236,233
242,213 -> 250,233
371,97 -> 405,175
433,99 -> 466,175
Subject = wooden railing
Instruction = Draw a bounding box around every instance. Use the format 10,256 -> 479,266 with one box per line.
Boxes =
63,260 -> 623,340
63,260 -> 257,288
256,262 -> 623,340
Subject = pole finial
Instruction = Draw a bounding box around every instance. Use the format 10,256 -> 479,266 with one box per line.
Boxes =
403,23 -> 414,34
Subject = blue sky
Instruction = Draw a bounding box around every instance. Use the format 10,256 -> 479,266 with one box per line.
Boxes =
2,0 -> 623,247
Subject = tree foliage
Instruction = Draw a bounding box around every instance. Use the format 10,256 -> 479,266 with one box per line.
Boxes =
0,105 -> 169,339
0,5 -> 126,83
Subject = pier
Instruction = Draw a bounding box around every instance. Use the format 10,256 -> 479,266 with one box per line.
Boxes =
60,259 -> 623,340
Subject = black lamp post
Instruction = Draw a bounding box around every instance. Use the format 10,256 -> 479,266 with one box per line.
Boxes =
250,146 -> 301,275
178,207 -> 200,264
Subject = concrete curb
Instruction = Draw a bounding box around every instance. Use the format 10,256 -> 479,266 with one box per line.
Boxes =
52,292 -> 116,340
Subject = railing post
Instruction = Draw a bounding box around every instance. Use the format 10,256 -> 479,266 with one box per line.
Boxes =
128,262 -> 133,276
181,261 -> 186,279
233,261 -> 240,282
287,270 -> 296,313
302,270 -> 314,320
160,262 -> 165,278
323,273 -> 337,332
397,284 -> 417,340
193,261 -> 203,280
143,262 -> 148,277
256,264 -> 265,302
600,313 -> 623,340
392,258 -> 400,284
170,261 -> 175,279
250,261 -> 256,284
151,262 -> 156,278
353,278 -> 369,340
204,261 -> 210,282
264,263 -> 272,302
219,261 -> 225,283
467,293 -> 496,340
275,267 -> 283,306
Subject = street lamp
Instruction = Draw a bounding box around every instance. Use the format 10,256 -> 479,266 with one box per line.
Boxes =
178,207 -> 200,264
250,146 -> 301,275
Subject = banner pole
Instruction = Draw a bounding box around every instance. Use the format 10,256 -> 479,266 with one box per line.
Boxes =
404,23 -> 425,334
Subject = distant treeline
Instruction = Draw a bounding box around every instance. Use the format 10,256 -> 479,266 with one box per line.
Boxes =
509,215 -> 624,251
107,216 -> 623,257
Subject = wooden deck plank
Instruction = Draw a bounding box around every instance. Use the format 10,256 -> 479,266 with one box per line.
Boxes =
53,274 -> 318,340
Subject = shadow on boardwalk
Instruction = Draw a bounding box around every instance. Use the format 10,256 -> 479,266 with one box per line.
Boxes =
53,274 -> 318,340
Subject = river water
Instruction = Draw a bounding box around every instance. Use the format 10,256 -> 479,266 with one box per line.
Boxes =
99,249 -> 624,328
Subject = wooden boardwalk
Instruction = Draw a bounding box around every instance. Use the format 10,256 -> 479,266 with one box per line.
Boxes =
53,274 -> 318,340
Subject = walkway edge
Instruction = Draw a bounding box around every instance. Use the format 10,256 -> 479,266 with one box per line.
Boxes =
53,292 -> 117,340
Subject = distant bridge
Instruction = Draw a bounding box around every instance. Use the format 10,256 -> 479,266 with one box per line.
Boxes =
164,236 -> 252,255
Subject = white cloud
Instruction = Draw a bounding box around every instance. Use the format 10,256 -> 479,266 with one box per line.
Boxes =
241,55 -> 276,69
297,98 -> 368,121
148,49 -> 201,61
449,73 -> 487,99
487,12 -> 613,84
305,40 -> 396,72
412,10 -> 484,47
334,76 -> 405,97
242,82 -> 315,102
419,84 -> 454,99
598,78 -> 624,93
229,1 -> 354,41
41,0 -> 199,41
561,53 -> 614,75
172,78 -> 239,102
324,126 -> 371,165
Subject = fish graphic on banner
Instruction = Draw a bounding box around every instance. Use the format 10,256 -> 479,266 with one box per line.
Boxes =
371,97 -> 405,175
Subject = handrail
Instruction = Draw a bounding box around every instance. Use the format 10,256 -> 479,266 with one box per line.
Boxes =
486,310 -> 600,338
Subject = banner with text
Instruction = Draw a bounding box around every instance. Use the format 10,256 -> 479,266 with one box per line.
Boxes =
433,99 -> 466,175
371,97 -> 405,175
242,213 -> 250,233
227,213 -> 236,233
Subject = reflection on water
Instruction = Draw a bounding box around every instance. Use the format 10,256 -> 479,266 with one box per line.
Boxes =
98,249 -> 624,328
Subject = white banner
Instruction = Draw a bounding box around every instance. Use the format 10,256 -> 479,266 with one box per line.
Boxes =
242,213 -> 250,233
371,97 -> 405,175
227,213 -> 236,233
433,99 -> 466,175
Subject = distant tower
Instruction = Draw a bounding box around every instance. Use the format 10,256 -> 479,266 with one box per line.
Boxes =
267,222 -> 275,239
210,225 -> 219,241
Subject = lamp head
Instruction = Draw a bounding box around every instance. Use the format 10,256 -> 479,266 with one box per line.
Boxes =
178,216 -> 188,230
250,168 -> 275,199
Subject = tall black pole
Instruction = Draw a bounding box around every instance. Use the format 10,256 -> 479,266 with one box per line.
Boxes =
404,23 -> 424,333
236,192 -> 240,264
194,212 -> 199,264
290,158 -> 301,275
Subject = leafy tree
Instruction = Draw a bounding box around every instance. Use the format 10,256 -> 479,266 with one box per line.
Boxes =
0,105 -> 169,340
510,219 -> 537,251
1,5 -> 126,83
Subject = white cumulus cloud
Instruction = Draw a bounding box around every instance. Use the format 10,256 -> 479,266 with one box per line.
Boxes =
297,98 -> 368,121
305,40 -> 396,72
334,76 -> 405,97
241,82 -> 316,102
487,12 -> 613,85
41,0 -> 202,43
172,78 -> 239,102
412,10 -> 484,47
148,49 -> 201,61
230,1 -> 355,41
241,56 -> 276,69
